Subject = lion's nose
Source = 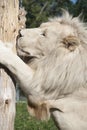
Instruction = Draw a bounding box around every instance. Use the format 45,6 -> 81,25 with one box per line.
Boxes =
18,29 -> 23,37
16,30 -> 23,47
16,30 -> 23,42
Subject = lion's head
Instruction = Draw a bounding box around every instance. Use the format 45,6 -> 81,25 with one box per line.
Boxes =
17,11 -> 87,69
16,11 -> 87,121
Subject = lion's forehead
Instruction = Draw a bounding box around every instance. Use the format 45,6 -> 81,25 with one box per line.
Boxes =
41,22 -> 54,27
40,22 -> 75,37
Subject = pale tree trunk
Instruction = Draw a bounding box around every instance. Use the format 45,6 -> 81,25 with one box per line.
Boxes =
0,0 -> 19,130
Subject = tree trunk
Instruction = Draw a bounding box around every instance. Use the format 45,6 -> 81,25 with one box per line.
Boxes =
0,0 -> 19,130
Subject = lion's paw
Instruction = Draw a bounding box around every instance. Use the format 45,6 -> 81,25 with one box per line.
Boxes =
0,40 -> 13,64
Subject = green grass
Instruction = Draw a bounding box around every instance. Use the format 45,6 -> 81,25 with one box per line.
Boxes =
15,102 -> 57,130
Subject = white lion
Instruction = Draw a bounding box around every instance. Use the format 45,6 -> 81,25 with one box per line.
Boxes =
0,10 -> 87,130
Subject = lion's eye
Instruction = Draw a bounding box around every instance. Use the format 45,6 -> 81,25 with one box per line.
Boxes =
41,30 -> 46,37
42,32 -> 46,36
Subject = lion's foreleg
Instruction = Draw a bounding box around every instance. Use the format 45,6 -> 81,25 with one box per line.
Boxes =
0,41 -> 51,121
0,41 -> 34,95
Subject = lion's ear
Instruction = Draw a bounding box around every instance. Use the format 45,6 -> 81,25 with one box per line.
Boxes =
62,36 -> 80,51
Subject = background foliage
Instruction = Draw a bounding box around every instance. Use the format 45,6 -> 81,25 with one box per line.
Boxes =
22,0 -> 87,28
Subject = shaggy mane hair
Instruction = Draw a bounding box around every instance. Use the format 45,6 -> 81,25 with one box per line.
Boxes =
49,10 -> 87,44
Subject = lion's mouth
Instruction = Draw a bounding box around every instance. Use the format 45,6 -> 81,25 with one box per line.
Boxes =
16,36 -> 38,63
16,46 -> 37,63
16,39 -> 36,63
20,55 -> 37,63
18,50 -> 37,63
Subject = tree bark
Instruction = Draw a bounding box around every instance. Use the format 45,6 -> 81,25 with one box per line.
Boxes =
0,0 -> 19,130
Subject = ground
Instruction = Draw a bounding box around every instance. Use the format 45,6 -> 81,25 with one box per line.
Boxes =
15,102 -> 57,130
